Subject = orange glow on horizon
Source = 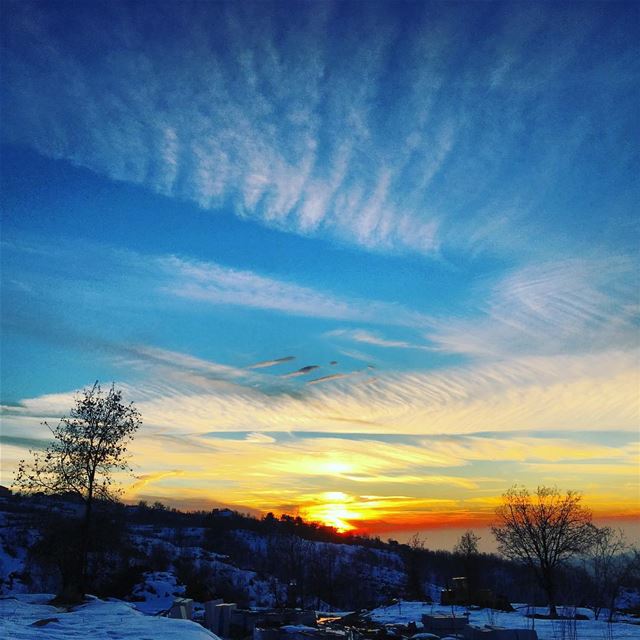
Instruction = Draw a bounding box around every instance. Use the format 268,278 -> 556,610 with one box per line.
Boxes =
300,492 -> 361,532
118,484 -> 640,538
288,491 -> 640,538
350,507 -> 640,537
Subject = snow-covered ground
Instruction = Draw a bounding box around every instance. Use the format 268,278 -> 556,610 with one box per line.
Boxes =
368,600 -> 640,640
130,570 -> 185,615
2,594 -> 639,640
0,593 -> 220,639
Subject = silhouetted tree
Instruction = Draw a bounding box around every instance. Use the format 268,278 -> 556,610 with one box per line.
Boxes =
492,485 -> 598,617
454,529 -> 480,556
13,382 -> 141,600
405,532 -> 427,600
585,527 -> 640,621
454,530 -> 481,590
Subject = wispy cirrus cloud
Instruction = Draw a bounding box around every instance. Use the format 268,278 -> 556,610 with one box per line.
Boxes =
282,365 -> 320,378
124,344 -> 249,381
244,432 -> 277,444
428,257 -> 640,358
306,372 -> 356,386
129,469 -> 185,492
7,240 -> 636,376
3,2 -> 635,258
4,345 -> 636,440
67,246 -> 639,369
155,253 -> 432,327
1,1 -> 437,255
327,328 -> 432,351
248,356 -> 295,369
3,240 -> 433,331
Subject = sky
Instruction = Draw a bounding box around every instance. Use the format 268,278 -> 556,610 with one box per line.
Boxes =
1,0 -> 639,549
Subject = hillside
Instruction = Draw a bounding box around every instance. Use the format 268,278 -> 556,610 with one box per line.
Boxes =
0,491 -> 528,609
1,491 -> 639,640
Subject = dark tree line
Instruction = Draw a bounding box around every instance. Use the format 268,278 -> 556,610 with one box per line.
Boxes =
4,487 -> 638,614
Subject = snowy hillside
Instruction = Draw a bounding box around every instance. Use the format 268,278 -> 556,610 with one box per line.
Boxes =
0,494 -> 410,610
0,594 -> 220,639
1,493 -> 639,640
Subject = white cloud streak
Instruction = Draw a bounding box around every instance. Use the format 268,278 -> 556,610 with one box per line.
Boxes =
428,257 -> 639,358
327,328 -> 433,351
4,3 -> 632,259
248,356 -> 295,369
157,254 -> 431,327
5,346 -> 636,439
1,2 -> 440,255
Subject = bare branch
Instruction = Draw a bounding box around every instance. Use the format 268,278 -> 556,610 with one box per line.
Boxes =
491,485 -> 597,618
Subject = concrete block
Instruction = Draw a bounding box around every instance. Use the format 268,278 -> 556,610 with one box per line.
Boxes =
215,602 -> 237,637
169,597 -> 194,620
204,599 -> 225,631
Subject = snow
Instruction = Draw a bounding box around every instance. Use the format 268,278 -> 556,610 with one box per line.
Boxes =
511,604 -> 594,619
130,570 -> 185,614
367,600 -> 640,640
0,594 -> 221,639
282,625 -> 319,632
618,588 -> 640,611
0,509 -> 40,594
2,592 -> 639,640
368,600 -> 437,625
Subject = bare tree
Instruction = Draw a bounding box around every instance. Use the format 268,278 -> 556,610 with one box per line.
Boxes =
405,532 -> 427,600
13,382 -> 141,600
585,527 -> 640,621
454,530 -> 481,590
454,530 -> 480,556
491,485 -> 598,617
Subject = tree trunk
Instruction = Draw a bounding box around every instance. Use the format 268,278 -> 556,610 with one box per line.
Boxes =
79,493 -> 93,597
607,595 -> 616,623
54,548 -> 83,604
543,571 -> 558,618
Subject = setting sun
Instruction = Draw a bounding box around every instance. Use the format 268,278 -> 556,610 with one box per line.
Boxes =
302,492 -> 361,532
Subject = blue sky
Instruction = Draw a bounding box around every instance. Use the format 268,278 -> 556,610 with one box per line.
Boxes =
1,0 -> 638,542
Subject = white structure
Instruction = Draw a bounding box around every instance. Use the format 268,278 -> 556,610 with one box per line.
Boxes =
204,601 -> 237,637
169,597 -> 194,620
